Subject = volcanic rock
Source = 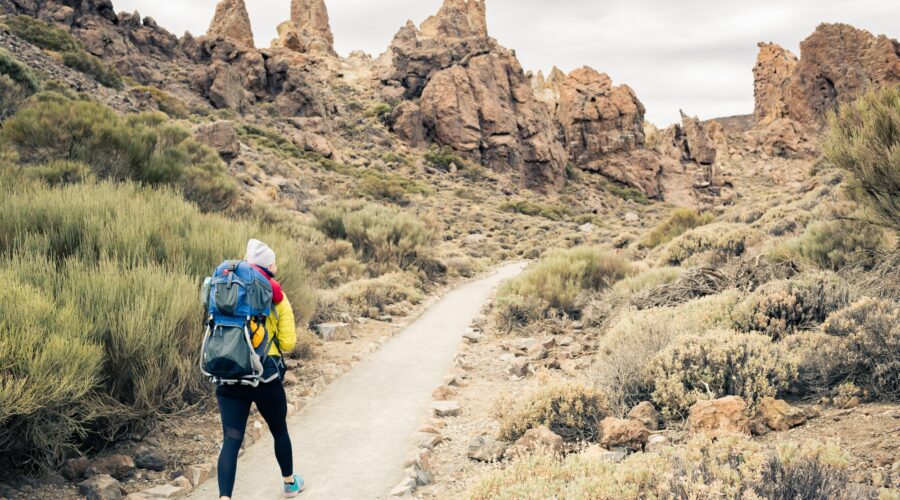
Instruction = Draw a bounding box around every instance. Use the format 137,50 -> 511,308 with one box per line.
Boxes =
753,42 -> 798,124
206,0 -> 254,48
273,0 -> 335,55
687,396 -> 751,435
598,417 -> 649,451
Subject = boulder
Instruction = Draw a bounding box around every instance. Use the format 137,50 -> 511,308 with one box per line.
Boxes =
431,400 -> 461,417
757,397 -> 807,431
750,118 -> 817,159
581,445 -> 627,463
390,101 -> 426,147
687,396 -> 751,435
467,435 -> 507,462
78,475 -> 123,500
61,456 -> 91,481
206,0 -> 254,48
432,385 -> 458,401
506,426 -> 564,457
141,476 -> 191,498
679,112 -> 717,165
315,322 -> 352,341
195,121 -> 241,160
134,451 -> 166,472
627,402 -> 662,431
182,463 -> 215,488
645,434 -> 670,452
598,417 -> 649,451
86,455 -> 135,481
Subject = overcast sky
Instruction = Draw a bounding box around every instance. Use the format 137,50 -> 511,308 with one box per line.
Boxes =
113,0 -> 899,125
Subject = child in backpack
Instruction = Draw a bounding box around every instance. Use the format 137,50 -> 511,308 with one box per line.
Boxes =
215,239 -> 303,499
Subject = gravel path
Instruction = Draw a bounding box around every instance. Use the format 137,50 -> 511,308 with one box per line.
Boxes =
187,262 -> 525,500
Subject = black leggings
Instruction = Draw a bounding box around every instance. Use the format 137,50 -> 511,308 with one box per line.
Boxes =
216,380 -> 293,498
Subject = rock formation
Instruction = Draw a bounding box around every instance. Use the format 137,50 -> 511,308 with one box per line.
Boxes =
529,66 -> 566,110
754,23 -> 900,127
383,0 -> 567,188
206,0 -> 254,48
753,42 -> 798,124
273,0 -> 336,56
556,66 -> 646,167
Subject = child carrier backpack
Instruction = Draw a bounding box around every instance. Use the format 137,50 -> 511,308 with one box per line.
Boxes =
200,260 -> 280,387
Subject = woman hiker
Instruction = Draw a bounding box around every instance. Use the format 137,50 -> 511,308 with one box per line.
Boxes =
216,239 -> 304,499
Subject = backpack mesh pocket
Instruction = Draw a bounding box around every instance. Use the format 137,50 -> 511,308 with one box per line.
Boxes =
203,326 -> 254,380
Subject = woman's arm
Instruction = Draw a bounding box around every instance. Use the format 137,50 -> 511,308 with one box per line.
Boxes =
274,295 -> 297,353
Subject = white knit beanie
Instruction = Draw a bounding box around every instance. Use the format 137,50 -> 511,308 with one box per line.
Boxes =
245,239 -> 276,269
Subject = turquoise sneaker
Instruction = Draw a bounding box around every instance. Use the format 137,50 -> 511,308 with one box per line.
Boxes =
284,475 -> 304,498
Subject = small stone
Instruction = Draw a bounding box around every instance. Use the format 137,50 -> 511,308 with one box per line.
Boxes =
508,358 -> 530,378
432,385 -> 458,401
87,455 -> 135,480
498,353 -> 516,363
61,457 -> 91,481
506,426 -> 563,457
315,322 -> 352,341
283,371 -> 300,386
418,424 -> 441,434
462,330 -> 483,343
412,432 -> 443,450
578,223 -> 595,233
389,476 -> 417,497
749,416 -> 771,436
757,397 -> 807,431
135,451 -> 166,472
78,475 -> 123,500
467,435 -> 508,462
598,418 -> 649,451
431,401 -> 461,417
627,402 -> 662,431
182,463 -> 215,487
142,476 -> 191,498
624,212 -> 640,222
526,343 -> 548,360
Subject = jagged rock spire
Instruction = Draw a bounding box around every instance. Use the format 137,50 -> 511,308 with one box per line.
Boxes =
206,0 -> 255,48
273,0 -> 335,55
420,0 -> 488,39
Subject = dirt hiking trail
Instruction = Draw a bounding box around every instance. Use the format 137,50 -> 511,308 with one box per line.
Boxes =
188,262 -> 526,500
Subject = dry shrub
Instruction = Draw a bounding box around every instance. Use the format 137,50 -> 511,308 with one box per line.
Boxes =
312,200 -> 439,275
498,382 -> 609,442
733,273 -> 849,339
330,272 -> 422,319
822,298 -> 900,399
631,267 -> 729,310
317,257 -> 366,288
469,435 -> 853,500
753,205 -> 814,236
496,246 -> 633,329
782,332 -> 846,394
649,331 -> 797,417
661,223 -> 758,266
772,220 -> 885,271
641,208 -> 714,249
591,292 -> 742,415
824,85 -> 900,232
611,266 -> 684,296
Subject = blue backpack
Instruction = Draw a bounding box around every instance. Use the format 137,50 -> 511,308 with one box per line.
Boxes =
200,260 -> 279,386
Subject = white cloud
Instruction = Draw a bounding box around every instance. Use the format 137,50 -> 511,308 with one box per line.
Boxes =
111,0 -> 900,124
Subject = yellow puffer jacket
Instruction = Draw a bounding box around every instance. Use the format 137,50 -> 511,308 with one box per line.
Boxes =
249,295 -> 297,357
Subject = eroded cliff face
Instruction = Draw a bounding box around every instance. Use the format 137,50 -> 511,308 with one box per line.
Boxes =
382,0 -> 567,189
754,23 -> 900,127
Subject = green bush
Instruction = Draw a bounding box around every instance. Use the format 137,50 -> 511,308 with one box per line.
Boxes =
498,382 -> 609,442
132,85 -> 189,118
317,257 -> 366,288
313,200 -> 439,275
1,92 -> 238,211
365,103 -> 393,126
0,177 -> 315,468
0,48 -> 39,93
641,208 -> 714,249
733,273 -> 849,339
3,15 -> 80,52
424,145 -> 467,171
649,331 -> 797,417
772,220 -> 885,271
499,199 -> 570,221
2,16 -> 122,89
496,247 -> 633,328
824,85 -> 900,232
0,75 -> 32,119
661,223 -> 757,265
61,50 -> 122,89
355,170 -> 431,205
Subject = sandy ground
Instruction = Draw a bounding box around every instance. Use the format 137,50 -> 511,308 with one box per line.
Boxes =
186,263 -> 525,500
